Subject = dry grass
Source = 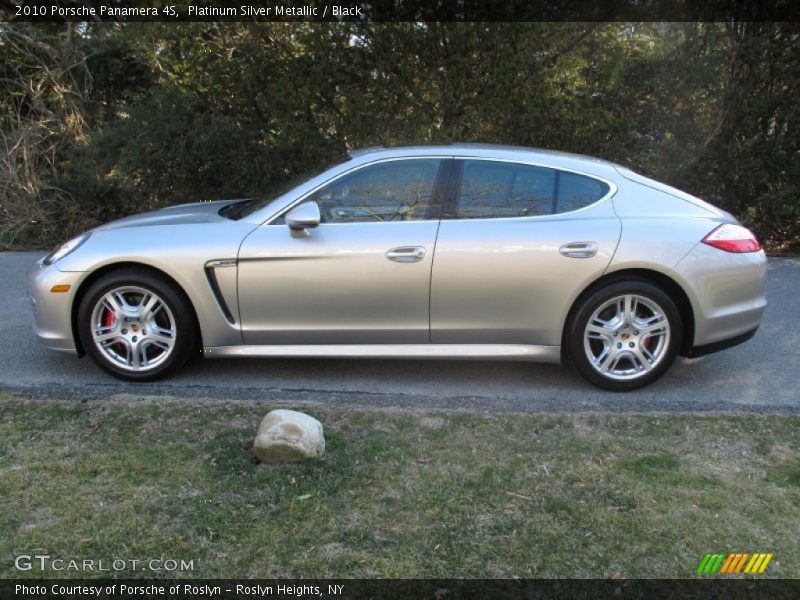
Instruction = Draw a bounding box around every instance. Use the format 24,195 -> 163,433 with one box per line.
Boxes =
1,392 -> 798,578
0,24 -> 94,249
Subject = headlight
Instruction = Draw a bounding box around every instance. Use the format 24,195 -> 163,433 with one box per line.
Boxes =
43,233 -> 91,266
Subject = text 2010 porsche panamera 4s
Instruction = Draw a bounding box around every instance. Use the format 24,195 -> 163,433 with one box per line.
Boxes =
27,145 -> 767,391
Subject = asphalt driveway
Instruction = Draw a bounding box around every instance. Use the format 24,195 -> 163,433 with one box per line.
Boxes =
2,251 -> 798,413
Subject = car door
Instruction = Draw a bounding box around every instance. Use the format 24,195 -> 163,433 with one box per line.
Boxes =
430,158 -> 621,346
238,158 -> 451,344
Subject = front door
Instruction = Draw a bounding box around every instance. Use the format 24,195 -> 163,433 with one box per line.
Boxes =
238,158 -> 450,344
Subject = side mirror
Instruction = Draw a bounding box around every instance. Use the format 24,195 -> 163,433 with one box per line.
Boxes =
285,201 -> 321,232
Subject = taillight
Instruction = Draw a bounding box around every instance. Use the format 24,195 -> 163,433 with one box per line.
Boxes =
702,224 -> 762,253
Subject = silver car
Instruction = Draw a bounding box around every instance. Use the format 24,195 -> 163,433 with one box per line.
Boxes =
27,145 -> 767,391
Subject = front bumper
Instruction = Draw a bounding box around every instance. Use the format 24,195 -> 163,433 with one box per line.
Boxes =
26,258 -> 85,354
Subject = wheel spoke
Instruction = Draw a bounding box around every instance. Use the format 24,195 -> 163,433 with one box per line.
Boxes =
148,333 -> 173,347
604,354 -> 623,374
141,339 -> 170,358
640,343 -> 656,363
632,347 -> 654,372
102,293 -> 123,318
613,297 -> 625,323
148,324 -> 174,345
151,340 -> 171,351
94,318 -> 118,335
105,337 -> 132,363
638,314 -> 666,334
118,291 -> 136,312
586,321 -> 615,340
139,293 -> 161,320
130,341 -> 144,369
94,330 -> 121,344
642,332 -> 667,349
642,326 -> 667,338
623,295 -> 637,325
593,345 -> 614,369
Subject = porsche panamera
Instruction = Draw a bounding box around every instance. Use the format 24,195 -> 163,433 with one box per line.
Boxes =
27,145 -> 767,391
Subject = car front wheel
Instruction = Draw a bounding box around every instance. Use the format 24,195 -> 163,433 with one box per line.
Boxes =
77,268 -> 197,381
566,280 -> 683,391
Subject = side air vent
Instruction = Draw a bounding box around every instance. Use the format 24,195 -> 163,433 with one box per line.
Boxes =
204,260 -> 237,324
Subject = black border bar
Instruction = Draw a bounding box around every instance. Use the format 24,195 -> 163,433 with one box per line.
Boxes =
4,579 -> 800,600
2,0 -> 799,23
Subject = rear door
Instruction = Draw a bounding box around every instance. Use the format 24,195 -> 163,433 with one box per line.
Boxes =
430,158 -> 621,346
238,158 -> 451,344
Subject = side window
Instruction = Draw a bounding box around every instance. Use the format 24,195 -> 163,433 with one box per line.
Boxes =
452,160 -> 611,220
556,171 -> 610,213
455,160 -> 555,219
276,159 -> 442,224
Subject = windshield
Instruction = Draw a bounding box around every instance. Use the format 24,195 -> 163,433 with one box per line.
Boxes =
219,154 -> 350,220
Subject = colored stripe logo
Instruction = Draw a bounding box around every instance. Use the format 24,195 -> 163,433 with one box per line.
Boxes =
696,553 -> 773,574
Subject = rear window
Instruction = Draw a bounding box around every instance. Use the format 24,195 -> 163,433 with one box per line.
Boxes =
456,161 -> 555,219
556,171 -> 610,213
453,160 -> 610,220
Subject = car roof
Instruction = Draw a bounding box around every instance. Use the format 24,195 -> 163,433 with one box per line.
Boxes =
346,144 -> 624,173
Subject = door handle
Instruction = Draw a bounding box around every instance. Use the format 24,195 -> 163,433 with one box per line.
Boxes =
386,246 -> 426,263
559,241 -> 599,258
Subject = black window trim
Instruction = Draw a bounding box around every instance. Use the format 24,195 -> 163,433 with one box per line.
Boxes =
551,170 -> 561,215
442,157 -> 617,221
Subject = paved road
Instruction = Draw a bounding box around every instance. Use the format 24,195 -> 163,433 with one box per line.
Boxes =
1,251 -> 798,413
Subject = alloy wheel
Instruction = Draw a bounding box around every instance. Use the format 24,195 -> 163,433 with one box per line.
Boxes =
90,286 -> 177,372
582,293 -> 671,381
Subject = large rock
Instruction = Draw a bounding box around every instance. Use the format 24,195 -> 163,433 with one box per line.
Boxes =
253,409 -> 325,463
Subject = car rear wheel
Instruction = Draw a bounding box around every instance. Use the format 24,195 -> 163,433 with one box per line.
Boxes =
77,268 -> 197,381
566,280 -> 682,391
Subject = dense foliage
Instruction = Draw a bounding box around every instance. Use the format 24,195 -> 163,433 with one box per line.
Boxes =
1,22 -> 798,251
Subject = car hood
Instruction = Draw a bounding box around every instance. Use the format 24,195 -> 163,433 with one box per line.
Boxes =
93,199 -> 250,231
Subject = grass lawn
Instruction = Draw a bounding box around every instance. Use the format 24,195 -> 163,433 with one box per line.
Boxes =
1,392 -> 798,579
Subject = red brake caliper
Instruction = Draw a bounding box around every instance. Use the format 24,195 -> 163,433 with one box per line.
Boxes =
104,309 -> 124,353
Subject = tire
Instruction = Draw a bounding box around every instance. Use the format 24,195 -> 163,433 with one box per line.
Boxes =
77,268 -> 197,381
565,279 -> 683,391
